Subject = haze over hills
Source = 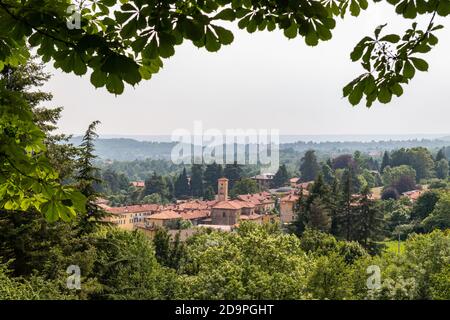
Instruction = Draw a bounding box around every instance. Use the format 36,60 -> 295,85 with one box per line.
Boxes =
69,135 -> 450,161
79,134 -> 450,143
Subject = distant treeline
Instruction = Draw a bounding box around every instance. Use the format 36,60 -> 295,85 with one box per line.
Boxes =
70,136 -> 450,162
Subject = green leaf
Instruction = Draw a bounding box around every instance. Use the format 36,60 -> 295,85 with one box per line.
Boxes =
182,19 -> 204,41
378,86 -> 392,103
284,22 -> 298,39
121,18 -> 138,39
91,70 -> 107,88
214,8 -> 236,21
106,74 -> 124,95
348,83 -> 364,105
437,0 -> 450,16
205,29 -> 221,52
213,26 -> 234,45
374,24 -> 387,39
142,38 -> 159,59
390,83 -> 403,97
305,30 -> 318,46
158,33 -> 176,58
73,53 -> 87,76
350,0 -> 361,16
380,34 -> 400,43
403,60 -> 416,79
410,57 -> 428,71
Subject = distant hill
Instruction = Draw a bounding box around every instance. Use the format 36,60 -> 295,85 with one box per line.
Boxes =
70,137 -> 176,161
69,137 -> 450,162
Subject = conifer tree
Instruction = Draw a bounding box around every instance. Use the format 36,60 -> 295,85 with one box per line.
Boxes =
380,151 -> 391,173
204,162 -> 223,192
174,168 -> 191,199
75,121 -> 107,233
272,164 -> 289,188
436,148 -> 447,162
354,186 -> 384,251
300,150 -> 320,182
224,162 -> 243,189
338,169 -> 355,241
190,164 -> 204,198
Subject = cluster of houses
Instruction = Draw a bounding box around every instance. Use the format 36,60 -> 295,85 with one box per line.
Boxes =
100,177 -> 289,240
99,174 -> 426,240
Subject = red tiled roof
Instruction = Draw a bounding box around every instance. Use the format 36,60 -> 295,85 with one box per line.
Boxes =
402,190 -> 424,201
281,194 -> 300,202
130,181 -> 145,188
175,200 -> 210,211
104,204 -> 161,214
147,210 -> 181,220
180,210 -> 210,220
212,200 -> 244,210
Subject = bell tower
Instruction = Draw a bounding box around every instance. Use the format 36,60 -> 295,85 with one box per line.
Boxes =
217,177 -> 229,202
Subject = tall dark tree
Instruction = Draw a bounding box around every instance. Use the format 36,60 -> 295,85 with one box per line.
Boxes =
272,164 -> 289,188
75,121 -> 107,233
300,150 -> 320,182
101,169 -> 129,194
190,164 -> 205,198
354,186 -> 384,251
174,168 -> 191,199
329,177 -> 340,236
203,186 -> 216,201
224,162 -> 243,189
308,198 -> 332,233
321,163 -> 335,185
204,162 -> 223,192
435,159 -> 449,180
292,192 -> 309,237
293,174 -> 332,236
436,148 -> 447,162
380,151 -> 391,173
337,169 -> 355,241
143,172 -> 170,200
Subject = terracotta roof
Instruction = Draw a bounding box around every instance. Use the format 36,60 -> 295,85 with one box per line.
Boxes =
175,200 -> 210,211
296,181 -> 314,189
212,200 -> 244,210
237,193 -> 274,205
402,190 -> 424,201
130,181 -> 145,188
104,204 -> 161,214
147,210 -> 181,220
281,194 -> 300,202
290,178 -> 300,183
238,201 -> 256,208
180,210 -> 210,220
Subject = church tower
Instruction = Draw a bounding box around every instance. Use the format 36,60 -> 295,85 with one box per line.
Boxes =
217,177 -> 229,202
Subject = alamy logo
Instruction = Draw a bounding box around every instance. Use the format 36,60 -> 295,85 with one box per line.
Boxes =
66,5 -> 81,30
171,121 -> 280,174
66,265 -> 81,290
366,265 -> 381,290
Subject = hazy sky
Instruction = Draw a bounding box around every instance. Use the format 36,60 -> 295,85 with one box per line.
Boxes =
44,3 -> 450,137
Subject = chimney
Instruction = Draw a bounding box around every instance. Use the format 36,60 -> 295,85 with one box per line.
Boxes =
217,177 -> 229,202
